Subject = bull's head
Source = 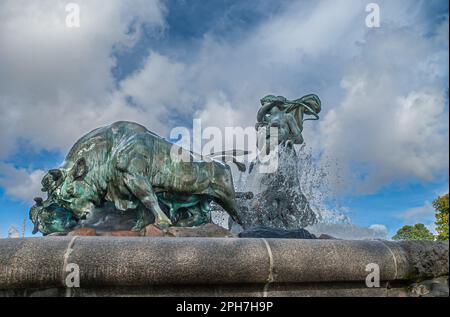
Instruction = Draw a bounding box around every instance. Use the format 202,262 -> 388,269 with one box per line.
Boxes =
31,157 -> 99,234
56,157 -> 101,218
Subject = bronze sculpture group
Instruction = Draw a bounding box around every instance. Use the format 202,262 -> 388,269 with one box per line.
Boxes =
30,94 -> 321,235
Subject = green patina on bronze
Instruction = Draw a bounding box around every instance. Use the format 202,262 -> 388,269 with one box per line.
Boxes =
29,94 -> 321,235
30,121 -> 240,235
256,94 -> 321,147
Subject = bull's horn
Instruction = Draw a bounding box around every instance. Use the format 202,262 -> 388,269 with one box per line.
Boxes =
207,150 -> 250,157
232,160 -> 246,172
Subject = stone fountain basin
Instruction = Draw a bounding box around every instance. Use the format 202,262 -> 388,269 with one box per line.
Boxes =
0,237 -> 448,297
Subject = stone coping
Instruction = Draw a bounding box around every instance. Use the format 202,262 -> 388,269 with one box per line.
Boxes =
0,237 -> 448,292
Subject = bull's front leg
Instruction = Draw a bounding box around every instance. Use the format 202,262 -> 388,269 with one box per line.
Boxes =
123,174 -> 172,229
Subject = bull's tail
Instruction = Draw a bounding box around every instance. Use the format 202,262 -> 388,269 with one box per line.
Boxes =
218,197 -> 242,225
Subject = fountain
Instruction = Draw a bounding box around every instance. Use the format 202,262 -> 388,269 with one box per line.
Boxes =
0,94 -> 448,297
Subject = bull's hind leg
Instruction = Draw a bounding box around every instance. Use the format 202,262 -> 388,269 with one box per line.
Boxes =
123,174 -> 172,229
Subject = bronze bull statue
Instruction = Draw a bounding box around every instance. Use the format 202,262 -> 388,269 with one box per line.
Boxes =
30,121 -> 242,235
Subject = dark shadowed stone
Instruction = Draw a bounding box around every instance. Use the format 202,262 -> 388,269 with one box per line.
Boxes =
383,240 -> 449,279
0,237 -> 74,289
409,276 -> 449,297
165,223 -> 235,237
238,226 -> 316,239
0,237 -> 448,296
266,239 -> 398,283
69,237 -> 269,287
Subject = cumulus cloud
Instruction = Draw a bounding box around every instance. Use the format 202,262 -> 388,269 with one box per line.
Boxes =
121,0 -> 449,195
115,0 -> 372,141
319,22 -> 449,193
397,202 -> 435,223
8,226 -> 21,238
0,0 -> 448,204
0,163 -> 45,202
118,51 -> 197,133
369,224 -> 388,233
0,0 -> 166,157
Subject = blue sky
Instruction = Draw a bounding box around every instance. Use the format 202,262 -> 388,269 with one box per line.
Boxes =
0,0 -> 448,238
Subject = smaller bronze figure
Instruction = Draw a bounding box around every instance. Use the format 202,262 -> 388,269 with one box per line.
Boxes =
255,94 -> 321,147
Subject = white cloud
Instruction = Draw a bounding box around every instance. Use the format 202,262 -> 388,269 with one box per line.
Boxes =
369,224 -> 387,233
0,0 -> 448,204
115,0 -> 373,138
0,163 -> 45,202
317,20 -> 449,193
163,0 -> 449,194
118,52 -> 197,134
398,202 -> 435,223
8,226 -> 21,238
0,0 -> 166,157
0,0 -> 165,103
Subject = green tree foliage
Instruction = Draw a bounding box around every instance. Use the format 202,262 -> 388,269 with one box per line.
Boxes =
392,223 -> 435,241
433,193 -> 449,241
